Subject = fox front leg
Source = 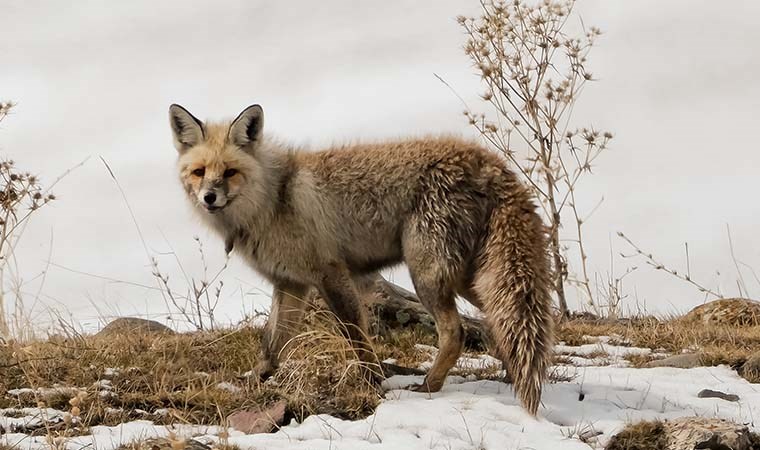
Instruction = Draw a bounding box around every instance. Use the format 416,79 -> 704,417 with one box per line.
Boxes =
253,281 -> 309,379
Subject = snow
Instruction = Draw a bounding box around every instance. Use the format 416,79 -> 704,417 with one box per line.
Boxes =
554,336 -> 669,368
215,382 -> 242,393
2,340 -> 759,450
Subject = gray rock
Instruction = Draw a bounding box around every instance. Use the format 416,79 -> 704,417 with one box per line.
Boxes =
697,389 -> 740,402
95,317 -> 175,338
645,353 -> 702,369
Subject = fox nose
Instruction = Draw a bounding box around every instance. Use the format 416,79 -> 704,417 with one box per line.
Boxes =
203,192 -> 217,205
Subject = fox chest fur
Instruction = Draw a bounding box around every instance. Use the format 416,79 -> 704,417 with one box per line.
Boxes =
210,164 -> 411,286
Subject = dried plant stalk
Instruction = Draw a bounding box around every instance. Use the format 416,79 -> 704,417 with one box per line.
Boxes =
458,0 -> 612,316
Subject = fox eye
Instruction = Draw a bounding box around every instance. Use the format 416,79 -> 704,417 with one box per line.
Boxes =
223,168 -> 238,178
192,168 -> 205,177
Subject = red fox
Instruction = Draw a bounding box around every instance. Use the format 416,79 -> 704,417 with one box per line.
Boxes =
168,103 -> 554,415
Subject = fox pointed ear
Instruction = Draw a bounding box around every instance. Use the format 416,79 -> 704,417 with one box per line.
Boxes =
169,104 -> 205,153
228,104 -> 264,150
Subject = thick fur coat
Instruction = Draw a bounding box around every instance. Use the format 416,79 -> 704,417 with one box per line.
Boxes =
169,104 -> 554,414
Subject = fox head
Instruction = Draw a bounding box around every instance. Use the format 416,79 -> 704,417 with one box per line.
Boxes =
168,104 -> 269,216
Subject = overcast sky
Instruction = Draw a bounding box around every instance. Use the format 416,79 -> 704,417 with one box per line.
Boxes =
1,1 -> 759,331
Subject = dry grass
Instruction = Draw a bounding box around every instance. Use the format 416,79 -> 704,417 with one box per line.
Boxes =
374,325 -> 437,368
115,437 -> 241,450
0,316 -> 383,431
557,315 -> 760,376
0,327 -> 266,425
2,309 -> 759,440
604,420 -> 669,450
269,308 -> 382,420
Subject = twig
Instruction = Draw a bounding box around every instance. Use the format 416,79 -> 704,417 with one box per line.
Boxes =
726,224 -> 749,298
617,231 -> 722,299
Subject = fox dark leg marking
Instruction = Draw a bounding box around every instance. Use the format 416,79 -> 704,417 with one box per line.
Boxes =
317,263 -> 377,371
255,280 -> 309,378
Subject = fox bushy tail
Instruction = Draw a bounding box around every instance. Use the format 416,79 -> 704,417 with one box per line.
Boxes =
474,182 -> 554,415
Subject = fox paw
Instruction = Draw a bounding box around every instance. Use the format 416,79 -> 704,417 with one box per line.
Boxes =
407,379 -> 443,393
250,360 -> 276,381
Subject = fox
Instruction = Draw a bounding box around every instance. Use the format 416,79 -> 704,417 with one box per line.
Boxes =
168,103 -> 555,415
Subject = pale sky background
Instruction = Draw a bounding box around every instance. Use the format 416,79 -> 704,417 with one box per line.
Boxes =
1,1 -> 759,331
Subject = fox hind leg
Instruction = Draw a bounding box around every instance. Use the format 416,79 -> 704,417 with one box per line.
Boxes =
403,231 -> 465,392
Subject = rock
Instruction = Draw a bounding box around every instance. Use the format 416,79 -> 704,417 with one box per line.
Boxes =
95,318 -> 175,338
697,389 -> 740,402
665,417 -> 755,450
606,418 -> 759,450
683,298 -> 760,327
227,400 -> 286,434
740,352 -> 760,383
645,353 -> 702,369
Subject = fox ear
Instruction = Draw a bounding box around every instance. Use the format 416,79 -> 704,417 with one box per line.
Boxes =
228,104 -> 264,150
169,104 -> 205,153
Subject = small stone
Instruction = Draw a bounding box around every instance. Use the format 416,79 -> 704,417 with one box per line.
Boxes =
697,389 -> 740,402
645,353 -> 702,369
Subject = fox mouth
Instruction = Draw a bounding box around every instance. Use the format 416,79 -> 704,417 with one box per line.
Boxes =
202,197 -> 235,214
203,204 -> 225,214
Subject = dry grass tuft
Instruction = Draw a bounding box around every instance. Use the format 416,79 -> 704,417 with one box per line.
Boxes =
270,308 -> 382,421
375,326 -> 437,368
604,420 -> 668,450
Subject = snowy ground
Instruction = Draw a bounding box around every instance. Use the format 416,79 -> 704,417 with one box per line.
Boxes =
2,338 -> 758,450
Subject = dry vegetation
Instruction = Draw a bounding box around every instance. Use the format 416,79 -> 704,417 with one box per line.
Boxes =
0,308 -> 460,436
458,0 -> 614,317
604,420 -> 669,450
1,309 -> 758,441
557,315 -> 760,377
0,322 -> 380,433
0,101 -> 57,339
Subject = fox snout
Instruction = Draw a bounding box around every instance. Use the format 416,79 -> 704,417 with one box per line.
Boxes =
198,186 -> 228,212
203,191 -> 217,206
